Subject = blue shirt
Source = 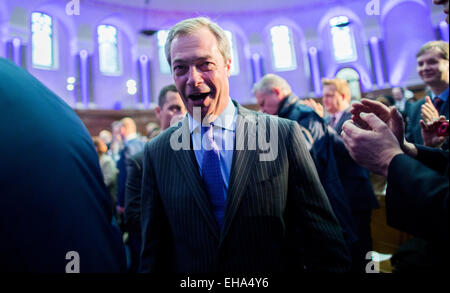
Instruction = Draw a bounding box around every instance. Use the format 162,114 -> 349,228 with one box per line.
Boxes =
188,98 -> 237,197
432,87 -> 449,103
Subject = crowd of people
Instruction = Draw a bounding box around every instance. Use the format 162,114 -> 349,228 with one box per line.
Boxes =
1,0 -> 448,274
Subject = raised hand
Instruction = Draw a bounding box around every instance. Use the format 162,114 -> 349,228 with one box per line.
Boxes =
421,96 -> 440,124
421,115 -> 448,148
341,112 -> 403,177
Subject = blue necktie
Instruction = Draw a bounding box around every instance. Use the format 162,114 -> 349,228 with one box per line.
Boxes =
201,125 -> 226,229
433,96 -> 443,113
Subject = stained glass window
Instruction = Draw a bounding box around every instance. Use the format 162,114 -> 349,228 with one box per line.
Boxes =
31,12 -> 53,68
329,16 -> 357,63
270,25 -> 297,71
157,30 -> 171,74
98,24 -> 120,74
336,67 -> 361,99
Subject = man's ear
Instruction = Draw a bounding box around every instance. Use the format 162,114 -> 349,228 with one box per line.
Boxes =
226,58 -> 232,78
273,87 -> 284,100
155,106 -> 161,120
339,92 -> 348,103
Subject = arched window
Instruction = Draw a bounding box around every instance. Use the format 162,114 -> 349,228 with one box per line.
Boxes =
224,30 -> 240,76
336,67 -> 361,99
157,30 -> 171,74
31,12 -> 54,68
97,24 -> 120,74
329,16 -> 357,63
270,25 -> 297,71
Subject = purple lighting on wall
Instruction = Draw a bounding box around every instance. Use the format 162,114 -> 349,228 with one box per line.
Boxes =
79,49 -> 89,108
439,21 -> 449,42
251,53 -> 263,84
369,36 -> 385,88
308,47 -> 322,96
139,54 -> 150,108
12,37 -> 21,67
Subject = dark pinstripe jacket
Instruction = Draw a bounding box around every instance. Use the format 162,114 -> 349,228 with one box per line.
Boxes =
140,101 -> 351,273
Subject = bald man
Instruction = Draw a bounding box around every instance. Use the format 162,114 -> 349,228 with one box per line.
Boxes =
116,117 -> 145,217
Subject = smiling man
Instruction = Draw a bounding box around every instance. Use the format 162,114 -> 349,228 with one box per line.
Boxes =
139,17 -> 350,273
406,40 -> 449,147
168,25 -> 230,121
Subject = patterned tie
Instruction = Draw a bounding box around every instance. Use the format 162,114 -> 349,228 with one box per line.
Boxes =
433,97 -> 443,113
201,125 -> 226,229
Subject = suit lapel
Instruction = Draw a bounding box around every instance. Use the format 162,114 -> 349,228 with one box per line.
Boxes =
220,104 -> 258,244
335,110 -> 351,134
171,117 -> 220,241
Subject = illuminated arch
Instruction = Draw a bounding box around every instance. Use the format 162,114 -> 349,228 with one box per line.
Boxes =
380,0 -> 434,85
318,6 -> 373,91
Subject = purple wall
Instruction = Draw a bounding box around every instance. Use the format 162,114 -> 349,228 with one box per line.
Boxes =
0,0 -> 445,109
91,16 -> 138,109
25,3 -> 77,107
381,0 -> 435,86
317,7 -> 373,93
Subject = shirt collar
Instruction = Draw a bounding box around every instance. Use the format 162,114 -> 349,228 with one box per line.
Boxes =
332,110 -> 345,120
432,87 -> 449,102
188,97 -> 236,134
125,133 -> 138,142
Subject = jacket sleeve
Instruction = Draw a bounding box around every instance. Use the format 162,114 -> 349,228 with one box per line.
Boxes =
287,121 -> 351,272
139,144 -> 173,272
386,153 -> 449,241
414,144 -> 449,175
124,152 -> 144,234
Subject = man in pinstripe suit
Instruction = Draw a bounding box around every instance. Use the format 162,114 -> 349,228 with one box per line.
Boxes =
139,17 -> 351,273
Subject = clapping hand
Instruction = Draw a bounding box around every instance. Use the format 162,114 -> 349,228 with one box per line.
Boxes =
421,96 -> 440,124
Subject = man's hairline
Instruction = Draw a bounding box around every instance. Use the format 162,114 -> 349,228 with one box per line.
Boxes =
168,29 -> 229,67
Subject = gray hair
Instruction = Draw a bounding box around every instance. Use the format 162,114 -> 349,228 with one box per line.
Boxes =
164,17 -> 231,67
252,74 -> 292,96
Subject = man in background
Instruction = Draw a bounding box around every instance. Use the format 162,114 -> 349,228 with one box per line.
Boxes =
321,78 -> 379,272
253,73 -> 357,252
124,84 -> 186,272
392,87 -> 413,117
116,117 -> 145,221
406,41 -> 449,148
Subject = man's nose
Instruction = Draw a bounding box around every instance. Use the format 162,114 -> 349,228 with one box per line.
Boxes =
187,66 -> 203,86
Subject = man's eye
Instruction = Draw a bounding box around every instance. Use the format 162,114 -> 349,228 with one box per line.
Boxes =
173,65 -> 187,72
199,62 -> 213,70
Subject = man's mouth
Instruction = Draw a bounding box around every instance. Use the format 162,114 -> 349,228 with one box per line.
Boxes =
188,92 -> 210,101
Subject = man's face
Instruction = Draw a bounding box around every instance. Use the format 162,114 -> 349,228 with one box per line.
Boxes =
254,89 -> 282,115
417,49 -> 449,87
170,27 -> 231,121
156,90 -> 186,130
322,84 -> 344,114
392,87 -> 404,101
